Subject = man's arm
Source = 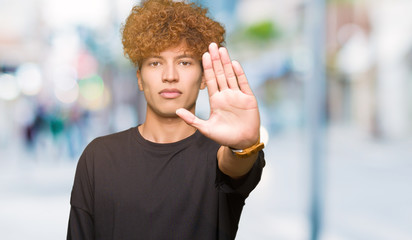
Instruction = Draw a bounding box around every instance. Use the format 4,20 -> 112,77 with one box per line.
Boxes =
67,206 -> 94,240
67,146 -> 95,239
176,42 -> 262,179
217,146 -> 259,179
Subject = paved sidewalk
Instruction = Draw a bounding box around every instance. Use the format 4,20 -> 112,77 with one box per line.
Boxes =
238,126 -> 412,240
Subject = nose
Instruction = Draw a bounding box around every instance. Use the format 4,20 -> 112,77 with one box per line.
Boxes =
162,64 -> 178,83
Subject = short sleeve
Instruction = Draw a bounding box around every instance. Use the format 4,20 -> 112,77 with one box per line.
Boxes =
216,150 -> 265,198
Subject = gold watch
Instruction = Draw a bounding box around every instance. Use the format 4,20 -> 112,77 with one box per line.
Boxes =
230,140 -> 265,158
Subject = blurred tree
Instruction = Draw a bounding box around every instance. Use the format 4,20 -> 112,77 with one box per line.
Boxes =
231,20 -> 282,45
245,21 -> 281,41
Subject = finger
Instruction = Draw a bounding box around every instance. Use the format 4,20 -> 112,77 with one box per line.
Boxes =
219,47 -> 239,90
232,60 -> 253,95
202,52 -> 218,97
176,108 -> 209,134
209,43 -> 228,91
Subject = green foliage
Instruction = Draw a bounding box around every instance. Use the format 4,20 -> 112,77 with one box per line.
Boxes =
244,20 -> 280,42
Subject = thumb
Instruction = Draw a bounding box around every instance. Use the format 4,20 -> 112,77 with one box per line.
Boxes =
176,108 -> 208,132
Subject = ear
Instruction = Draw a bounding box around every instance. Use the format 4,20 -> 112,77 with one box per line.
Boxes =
136,70 -> 144,91
200,74 -> 206,90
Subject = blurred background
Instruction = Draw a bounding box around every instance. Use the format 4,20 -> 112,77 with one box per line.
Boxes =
1,0 -> 411,239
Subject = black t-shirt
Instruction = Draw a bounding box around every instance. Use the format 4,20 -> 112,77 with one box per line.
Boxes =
67,126 -> 265,240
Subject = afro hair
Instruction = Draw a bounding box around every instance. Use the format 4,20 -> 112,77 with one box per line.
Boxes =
121,0 -> 226,68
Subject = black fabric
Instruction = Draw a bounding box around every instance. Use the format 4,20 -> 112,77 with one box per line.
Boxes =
67,126 -> 265,240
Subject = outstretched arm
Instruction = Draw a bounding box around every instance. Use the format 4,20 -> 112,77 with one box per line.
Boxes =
176,42 -> 262,179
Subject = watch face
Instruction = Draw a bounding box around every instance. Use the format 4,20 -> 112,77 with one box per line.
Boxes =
230,149 -> 244,153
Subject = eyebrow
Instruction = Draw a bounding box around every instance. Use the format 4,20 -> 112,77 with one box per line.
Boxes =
176,54 -> 196,59
148,54 -> 196,60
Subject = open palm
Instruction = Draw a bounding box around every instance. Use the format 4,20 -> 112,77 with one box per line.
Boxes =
176,43 -> 261,150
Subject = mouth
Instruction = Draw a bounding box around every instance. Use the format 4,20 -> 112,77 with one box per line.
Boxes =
159,88 -> 182,99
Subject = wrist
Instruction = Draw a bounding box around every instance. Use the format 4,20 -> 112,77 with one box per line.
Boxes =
229,139 -> 264,158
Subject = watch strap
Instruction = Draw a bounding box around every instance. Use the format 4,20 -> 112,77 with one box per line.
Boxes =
230,141 -> 265,158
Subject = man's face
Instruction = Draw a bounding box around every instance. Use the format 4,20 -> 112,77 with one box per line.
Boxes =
137,43 -> 206,118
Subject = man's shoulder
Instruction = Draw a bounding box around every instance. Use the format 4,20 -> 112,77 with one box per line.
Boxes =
87,127 -> 136,150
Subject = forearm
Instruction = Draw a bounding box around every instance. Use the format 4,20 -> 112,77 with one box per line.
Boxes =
217,146 -> 259,179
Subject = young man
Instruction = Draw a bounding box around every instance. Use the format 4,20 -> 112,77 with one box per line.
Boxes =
67,0 -> 265,239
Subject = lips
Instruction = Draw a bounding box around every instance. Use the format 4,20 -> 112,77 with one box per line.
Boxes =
159,88 -> 182,99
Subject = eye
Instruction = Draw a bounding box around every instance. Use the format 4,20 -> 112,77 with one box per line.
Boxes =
149,61 -> 160,67
179,61 -> 191,66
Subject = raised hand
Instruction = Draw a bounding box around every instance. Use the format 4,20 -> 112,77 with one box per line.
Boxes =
176,42 -> 261,150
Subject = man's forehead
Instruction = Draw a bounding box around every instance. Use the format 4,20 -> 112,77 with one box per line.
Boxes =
160,44 -> 193,55
147,45 -> 197,59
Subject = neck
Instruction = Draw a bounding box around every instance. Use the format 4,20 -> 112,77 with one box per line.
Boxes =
139,108 -> 197,143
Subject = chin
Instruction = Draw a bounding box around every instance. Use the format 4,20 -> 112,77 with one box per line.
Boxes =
161,112 -> 180,118
153,108 -> 181,118
148,103 -> 195,119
